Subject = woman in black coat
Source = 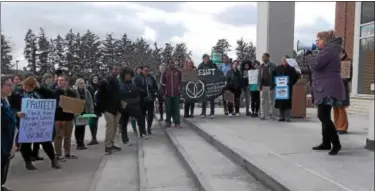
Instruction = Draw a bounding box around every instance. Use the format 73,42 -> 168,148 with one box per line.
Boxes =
225,60 -> 242,116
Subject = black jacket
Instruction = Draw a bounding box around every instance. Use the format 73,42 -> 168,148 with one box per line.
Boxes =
133,74 -> 158,102
118,78 -> 141,106
55,88 -> 77,121
96,75 -> 122,115
226,69 -> 242,90
87,74 -> 101,116
198,60 -> 218,70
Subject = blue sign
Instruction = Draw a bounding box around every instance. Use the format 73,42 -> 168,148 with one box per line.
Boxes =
274,76 -> 290,100
18,98 -> 56,143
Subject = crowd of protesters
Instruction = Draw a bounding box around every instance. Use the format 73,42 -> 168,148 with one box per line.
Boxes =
1,30 -> 352,190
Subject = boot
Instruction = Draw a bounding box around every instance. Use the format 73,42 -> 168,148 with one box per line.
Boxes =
87,139 -> 99,146
329,140 -> 342,155
25,162 -> 37,170
312,142 -> 331,150
51,159 -> 61,169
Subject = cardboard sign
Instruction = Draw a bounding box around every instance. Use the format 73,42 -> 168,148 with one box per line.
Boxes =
59,95 -> 85,114
248,69 -> 259,84
223,90 -> 234,103
340,61 -> 351,79
182,69 -> 198,82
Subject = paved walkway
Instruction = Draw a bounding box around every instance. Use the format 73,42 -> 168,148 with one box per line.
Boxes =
184,108 -> 374,191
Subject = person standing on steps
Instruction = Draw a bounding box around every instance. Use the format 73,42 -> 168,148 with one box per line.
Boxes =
73,78 -> 94,150
87,74 -> 101,145
118,66 -> 147,144
198,54 -> 218,118
161,59 -> 182,128
219,55 -> 232,115
225,60 -> 242,116
96,66 -> 122,155
258,53 -> 277,120
157,63 -> 166,121
309,30 -> 345,156
129,66 -> 144,134
273,56 -> 299,122
249,60 -> 261,117
240,60 -> 253,116
134,65 -> 158,135
183,60 -> 196,118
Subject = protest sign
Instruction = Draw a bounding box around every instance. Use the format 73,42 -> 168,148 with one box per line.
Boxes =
340,61 -> 351,79
285,58 -> 298,67
182,69 -> 198,82
248,69 -> 259,84
223,90 -> 234,103
181,68 -> 226,102
18,98 -> 56,143
274,76 -> 290,100
59,95 -> 85,114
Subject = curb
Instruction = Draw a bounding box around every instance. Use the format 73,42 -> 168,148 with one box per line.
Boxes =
158,121 -> 214,191
137,135 -> 147,191
88,155 -> 109,191
183,118 -> 293,191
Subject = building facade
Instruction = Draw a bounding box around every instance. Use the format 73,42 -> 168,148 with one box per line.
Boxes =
335,2 -> 374,96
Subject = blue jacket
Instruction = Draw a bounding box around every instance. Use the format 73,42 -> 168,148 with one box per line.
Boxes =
1,98 -> 16,159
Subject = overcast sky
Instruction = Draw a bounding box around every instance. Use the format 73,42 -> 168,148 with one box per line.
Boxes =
1,2 -> 335,68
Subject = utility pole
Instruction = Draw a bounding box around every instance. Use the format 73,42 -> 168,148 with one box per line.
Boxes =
16,60 -> 19,73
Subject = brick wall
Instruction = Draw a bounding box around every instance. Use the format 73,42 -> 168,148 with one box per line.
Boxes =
335,2 -> 355,58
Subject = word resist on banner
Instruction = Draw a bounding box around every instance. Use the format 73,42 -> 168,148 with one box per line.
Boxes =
274,76 -> 290,100
181,68 -> 226,102
18,98 -> 56,143
248,69 -> 259,84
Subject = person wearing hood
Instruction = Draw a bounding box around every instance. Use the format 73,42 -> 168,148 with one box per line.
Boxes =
73,78 -> 94,150
240,60 -> 253,116
309,30 -> 345,155
87,74 -> 101,145
333,48 -> 352,134
272,55 -> 299,122
198,54 -> 218,118
133,65 -> 158,135
219,55 -> 232,115
96,66 -> 122,155
225,60 -> 242,116
118,66 -> 147,144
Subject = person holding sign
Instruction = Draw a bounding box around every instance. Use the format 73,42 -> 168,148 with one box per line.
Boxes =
249,61 -> 261,117
87,74 -> 101,145
240,60 -> 253,116
332,48 -> 352,134
55,75 -> 79,160
273,56 -> 299,122
1,76 -> 17,191
183,60 -> 196,118
308,30 -> 345,155
11,76 -> 61,170
73,78 -> 95,150
225,60 -> 242,116
219,55 -> 232,115
198,54 -> 218,118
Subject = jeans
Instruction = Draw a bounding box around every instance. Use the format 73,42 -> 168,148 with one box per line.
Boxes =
165,96 -> 181,125
317,104 -> 340,146
201,100 -> 215,116
141,101 -> 155,131
121,104 -> 146,142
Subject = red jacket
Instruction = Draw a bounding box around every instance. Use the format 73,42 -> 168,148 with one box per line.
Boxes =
161,68 -> 182,96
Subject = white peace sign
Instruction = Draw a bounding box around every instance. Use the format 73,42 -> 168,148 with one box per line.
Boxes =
185,80 -> 205,99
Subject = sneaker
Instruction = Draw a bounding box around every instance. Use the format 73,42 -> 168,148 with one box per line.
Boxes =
312,143 -> 331,150
124,142 -> 132,146
200,114 -> 206,118
259,116 -> 266,120
175,124 -> 181,128
105,147 -> 112,155
76,145 -> 88,150
228,113 -> 233,117
246,112 -> 251,116
147,129 -> 152,135
278,118 -> 285,122
65,154 -> 78,159
51,159 -> 61,169
235,113 -> 240,117
209,114 -> 214,119
111,145 -> 122,151
87,140 -> 99,146
25,162 -> 37,170
56,155 -> 66,162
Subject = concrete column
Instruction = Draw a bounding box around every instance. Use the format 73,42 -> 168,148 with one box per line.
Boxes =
365,83 -> 374,151
351,2 -> 362,96
256,2 -> 295,64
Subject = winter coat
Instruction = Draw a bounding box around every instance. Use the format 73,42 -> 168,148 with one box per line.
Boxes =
161,68 -> 182,97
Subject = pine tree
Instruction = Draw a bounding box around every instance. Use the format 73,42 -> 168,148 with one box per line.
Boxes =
37,28 -> 52,74
24,29 -> 38,73
102,34 -> 119,70
54,34 -> 66,69
247,41 -> 256,61
212,39 -> 231,54
73,32 -> 85,77
161,43 -> 174,62
82,30 -> 102,74
1,33 -> 13,72
133,37 -> 151,67
172,42 -> 191,69
47,38 -> 58,71
235,38 -> 256,61
64,29 -> 76,75
117,33 -> 134,66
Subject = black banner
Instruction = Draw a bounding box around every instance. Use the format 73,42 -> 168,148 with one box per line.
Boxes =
181,68 -> 226,102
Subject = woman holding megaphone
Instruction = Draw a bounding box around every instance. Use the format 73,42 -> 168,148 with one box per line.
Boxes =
308,30 -> 346,156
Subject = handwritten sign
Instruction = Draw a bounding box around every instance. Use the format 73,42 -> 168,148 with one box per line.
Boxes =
340,61 -> 351,79
181,68 -> 226,102
18,98 -> 56,143
274,76 -> 290,100
275,76 -> 289,87
248,69 -> 259,84
182,69 -> 198,82
285,58 -> 298,67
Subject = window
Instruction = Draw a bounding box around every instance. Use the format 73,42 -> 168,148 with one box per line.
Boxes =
361,2 -> 375,24
360,22 -> 374,38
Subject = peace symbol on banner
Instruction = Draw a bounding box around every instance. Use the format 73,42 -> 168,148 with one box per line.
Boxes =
185,80 -> 205,99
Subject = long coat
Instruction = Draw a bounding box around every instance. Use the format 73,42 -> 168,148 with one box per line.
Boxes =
273,65 -> 299,109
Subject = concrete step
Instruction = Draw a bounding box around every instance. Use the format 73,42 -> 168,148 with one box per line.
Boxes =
163,123 -> 269,191
138,126 -> 198,191
183,118 -> 365,191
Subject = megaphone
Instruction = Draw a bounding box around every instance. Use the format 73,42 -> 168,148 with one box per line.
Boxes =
296,40 -> 317,51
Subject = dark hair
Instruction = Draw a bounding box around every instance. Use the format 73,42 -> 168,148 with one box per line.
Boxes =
12,74 -> 23,82
58,74 -> 69,81
341,48 -> 348,60
241,60 -> 253,70
55,69 -> 64,76
120,66 -> 135,79
143,65 -> 150,69
1,75 -> 12,87
263,53 -> 270,57
222,54 -> 228,59
202,54 -> 210,59
42,73 -> 53,82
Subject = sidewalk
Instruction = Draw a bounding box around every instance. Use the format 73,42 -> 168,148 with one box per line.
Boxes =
184,108 -> 374,191
5,119 -> 137,191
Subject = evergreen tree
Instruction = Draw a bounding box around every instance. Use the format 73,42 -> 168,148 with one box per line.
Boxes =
24,29 -> 38,73
212,38 -> 231,54
161,43 -> 174,62
133,37 -> 151,67
82,30 -> 102,74
64,29 -> 76,74
172,42 -> 191,69
47,38 -> 58,71
54,34 -> 66,69
1,33 -> 13,72
37,28 -> 52,74
235,38 -> 256,61
102,34 -> 119,70
117,33 -> 134,66
73,32 -> 85,77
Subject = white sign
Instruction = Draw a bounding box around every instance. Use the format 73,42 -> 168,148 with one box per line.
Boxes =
275,76 -> 289,87
248,69 -> 259,84
285,58 -> 298,67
